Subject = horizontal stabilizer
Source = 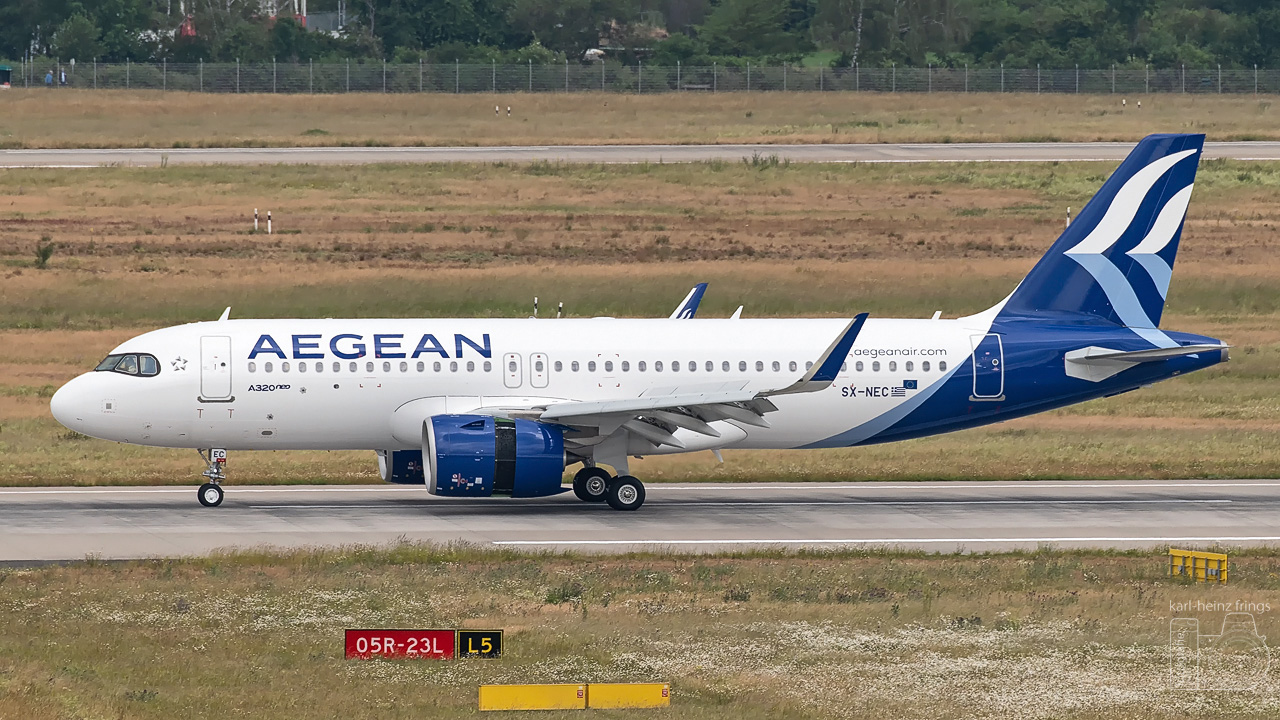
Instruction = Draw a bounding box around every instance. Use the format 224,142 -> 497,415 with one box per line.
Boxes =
1065,344 -> 1228,382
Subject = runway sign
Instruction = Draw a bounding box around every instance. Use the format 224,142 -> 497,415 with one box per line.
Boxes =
587,683 -> 671,709
479,684 -> 586,711
1170,549 -> 1228,583
459,629 -> 503,658
344,629 -> 456,659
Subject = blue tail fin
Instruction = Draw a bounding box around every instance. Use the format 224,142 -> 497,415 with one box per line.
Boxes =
997,133 -> 1204,340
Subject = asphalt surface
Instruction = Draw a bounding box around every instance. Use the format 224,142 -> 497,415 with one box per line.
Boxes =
4,141 -> 1280,167
3,480 -> 1279,561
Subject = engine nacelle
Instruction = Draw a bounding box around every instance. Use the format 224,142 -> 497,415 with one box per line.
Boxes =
424,415 -> 567,498
376,450 -> 426,484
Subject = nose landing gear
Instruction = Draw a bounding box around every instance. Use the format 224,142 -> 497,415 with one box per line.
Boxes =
197,448 -> 226,507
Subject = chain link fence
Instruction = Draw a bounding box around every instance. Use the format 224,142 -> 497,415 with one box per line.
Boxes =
12,59 -> 1280,94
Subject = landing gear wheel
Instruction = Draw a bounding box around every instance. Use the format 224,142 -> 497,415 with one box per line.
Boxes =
573,467 -> 612,503
198,483 -> 224,507
606,475 -> 645,511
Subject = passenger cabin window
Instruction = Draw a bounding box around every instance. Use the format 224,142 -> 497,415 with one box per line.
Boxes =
298,362 -> 307,373
671,361 -> 679,372
856,361 -> 864,372
484,361 -> 492,372
588,361 -> 597,372
888,361 -> 896,372
417,361 -> 425,372
939,361 -> 948,371
333,362 -> 341,373
905,361 -> 913,372
872,361 -> 880,372
739,361 -> 747,372
97,354 -> 161,377
282,362 -> 291,373
554,361 -> 563,372
772,361 -> 781,372
638,361 -> 647,372
604,361 -> 613,372
248,361 -> 257,373
756,361 -> 764,372
789,361 -> 798,372
450,361 -> 458,372
655,361 -> 663,372
467,361 -> 475,372
434,361 -> 442,372
622,361 -> 630,372
571,361 -> 580,372
922,361 -> 930,372
689,361 -> 697,372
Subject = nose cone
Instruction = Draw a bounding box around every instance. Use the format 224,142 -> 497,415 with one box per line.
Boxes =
50,375 -> 92,432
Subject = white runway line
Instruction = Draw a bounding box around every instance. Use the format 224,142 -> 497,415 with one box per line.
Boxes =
246,499 -> 1230,510
495,536 -> 1280,546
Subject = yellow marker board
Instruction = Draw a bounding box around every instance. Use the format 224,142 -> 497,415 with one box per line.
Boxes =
478,684 -> 586,711
588,683 -> 671,709
1169,549 -> 1228,584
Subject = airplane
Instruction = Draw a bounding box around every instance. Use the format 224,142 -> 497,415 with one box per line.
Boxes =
50,133 -> 1227,511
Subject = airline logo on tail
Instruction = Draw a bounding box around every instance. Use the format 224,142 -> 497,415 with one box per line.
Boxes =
1063,148 -> 1197,333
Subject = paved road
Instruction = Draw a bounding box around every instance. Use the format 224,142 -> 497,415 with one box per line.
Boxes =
4,141 -> 1280,168
3,480 -> 1279,561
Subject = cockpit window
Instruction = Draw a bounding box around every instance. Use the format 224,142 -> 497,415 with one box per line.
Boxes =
95,354 -> 160,377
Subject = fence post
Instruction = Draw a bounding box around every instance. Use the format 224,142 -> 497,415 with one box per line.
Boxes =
747,61 -> 750,91
199,58 -> 202,91
94,58 -> 97,89
455,59 -> 459,93
1111,63 -> 1115,93
1181,64 -> 1185,93
1001,62 -> 1004,93
1075,64 -> 1078,93
783,62 -> 787,91
1218,63 -> 1221,93
346,59 -> 350,93
273,58 -> 277,93
1145,64 -> 1149,94
565,59 -> 569,92
601,60 -> 605,91
419,59 -> 423,92
163,58 -> 167,91
856,62 -> 860,92
528,58 -> 532,92
965,63 -> 968,92
638,60 -> 642,93
892,63 -> 895,92
127,58 -> 131,89
310,59 -> 313,93
713,62 -> 717,92
1256,64 -> 1259,96
1036,63 -> 1040,93
677,60 -> 680,90
382,59 -> 386,93
819,65 -> 823,91
492,60 -> 495,93
928,64 -> 932,93
235,58 -> 239,93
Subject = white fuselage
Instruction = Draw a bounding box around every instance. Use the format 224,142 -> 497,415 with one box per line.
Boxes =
51,315 -> 990,452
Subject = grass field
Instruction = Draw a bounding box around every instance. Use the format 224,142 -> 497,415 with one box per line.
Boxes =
1,159 -> 1278,485
3,545 -> 1280,719
1,90 -> 1278,148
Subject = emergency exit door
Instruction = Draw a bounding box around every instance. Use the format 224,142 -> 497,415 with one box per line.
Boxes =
970,334 -> 1004,401
200,336 -> 233,399
503,352 -> 522,389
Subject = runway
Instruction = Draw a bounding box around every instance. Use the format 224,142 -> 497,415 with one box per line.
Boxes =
3,480 -> 1279,561
4,141 -> 1280,167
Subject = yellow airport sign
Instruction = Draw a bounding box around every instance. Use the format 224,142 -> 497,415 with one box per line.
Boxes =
588,683 -> 671,709
479,684 -> 586,711
1169,549 -> 1228,583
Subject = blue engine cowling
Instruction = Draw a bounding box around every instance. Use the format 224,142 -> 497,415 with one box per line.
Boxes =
377,450 -> 426,484
424,414 -> 567,498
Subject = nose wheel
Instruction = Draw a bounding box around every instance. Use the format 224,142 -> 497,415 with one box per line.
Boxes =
197,448 -> 227,508
198,482 -> 224,507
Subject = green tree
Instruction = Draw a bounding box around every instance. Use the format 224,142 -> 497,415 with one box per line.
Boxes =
698,0 -> 804,57
51,12 -> 101,61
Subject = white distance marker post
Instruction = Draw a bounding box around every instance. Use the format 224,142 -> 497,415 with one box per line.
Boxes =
267,211 -> 272,235
254,208 -> 259,232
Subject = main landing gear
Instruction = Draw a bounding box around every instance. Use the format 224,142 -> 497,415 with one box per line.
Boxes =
197,448 -> 227,507
572,466 -> 646,511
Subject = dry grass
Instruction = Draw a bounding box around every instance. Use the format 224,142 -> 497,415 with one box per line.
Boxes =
1,160 -> 1278,485
3,545 -> 1280,719
2,90 -> 1279,148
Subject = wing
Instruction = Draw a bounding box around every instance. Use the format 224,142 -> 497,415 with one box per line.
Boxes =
477,314 -> 867,464
669,283 -> 709,319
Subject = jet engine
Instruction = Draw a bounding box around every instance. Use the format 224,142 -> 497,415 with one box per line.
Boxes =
376,449 -> 426,484
424,414 -> 567,498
